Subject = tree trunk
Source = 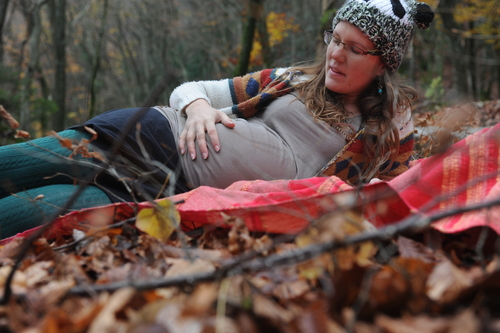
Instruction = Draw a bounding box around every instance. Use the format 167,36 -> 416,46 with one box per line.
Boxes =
437,0 -> 469,97
0,0 -> 10,63
257,16 -> 272,67
235,0 -> 264,76
13,0 -> 35,114
495,47 -> 500,99
36,64 -> 50,133
19,0 -> 44,129
466,22 -> 478,100
50,0 -> 66,131
88,0 -> 108,120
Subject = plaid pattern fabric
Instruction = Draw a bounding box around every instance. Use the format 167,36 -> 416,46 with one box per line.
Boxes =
316,128 -> 414,184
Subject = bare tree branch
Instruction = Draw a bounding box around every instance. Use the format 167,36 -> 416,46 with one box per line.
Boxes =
67,194 -> 500,295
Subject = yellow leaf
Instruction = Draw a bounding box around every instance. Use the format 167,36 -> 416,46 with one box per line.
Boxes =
136,199 -> 180,242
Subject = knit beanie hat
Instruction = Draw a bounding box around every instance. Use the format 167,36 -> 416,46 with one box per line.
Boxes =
332,0 -> 434,71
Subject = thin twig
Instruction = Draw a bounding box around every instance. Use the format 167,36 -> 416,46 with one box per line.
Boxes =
52,217 -> 137,251
67,194 -> 500,295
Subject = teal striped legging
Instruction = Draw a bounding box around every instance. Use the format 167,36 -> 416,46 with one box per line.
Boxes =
0,130 -> 112,239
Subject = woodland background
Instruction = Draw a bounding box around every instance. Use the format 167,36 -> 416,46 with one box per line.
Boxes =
1,1 -> 500,332
0,0 -> 499,140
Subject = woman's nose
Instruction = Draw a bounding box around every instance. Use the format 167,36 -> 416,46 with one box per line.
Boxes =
330,44 -> 346,62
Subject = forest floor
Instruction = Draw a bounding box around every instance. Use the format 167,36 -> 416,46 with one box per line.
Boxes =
0,100 -> 499,333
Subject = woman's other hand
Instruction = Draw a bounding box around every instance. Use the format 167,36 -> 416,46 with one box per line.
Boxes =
179,99 -> 235,160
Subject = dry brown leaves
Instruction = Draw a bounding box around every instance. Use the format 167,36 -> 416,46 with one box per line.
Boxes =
0,105 -> 30,140
414,99 -> 500,158
0,211 -> 499,333
51,126 -> 104,161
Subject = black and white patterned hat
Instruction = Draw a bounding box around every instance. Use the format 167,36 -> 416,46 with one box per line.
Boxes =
332,0 -> 434,71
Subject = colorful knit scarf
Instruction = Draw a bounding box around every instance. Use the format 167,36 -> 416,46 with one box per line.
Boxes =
227,68 -> 414,184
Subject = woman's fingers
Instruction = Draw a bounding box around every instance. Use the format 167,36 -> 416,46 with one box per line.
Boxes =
180,104 -> 235,160
195,122 -> 209,159
205,122 -> 220,154
219,113 -> 235,129
179,130 -> 186,155
184,124 -> 198,160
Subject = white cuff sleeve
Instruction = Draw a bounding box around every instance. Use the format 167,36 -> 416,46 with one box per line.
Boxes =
169,79 -> 234,114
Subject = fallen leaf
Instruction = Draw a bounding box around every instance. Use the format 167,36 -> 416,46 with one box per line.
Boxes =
0,105 -> 19,129
154,297 -> 204,333
253,293 -> 294,324
228,217 -> 254,254
51,131 -> 74,149
14,129 -> 30,138
297,210 -> 376,280
448,309 -> 481,333
375,314 -> 450,333
24,261 -> 54,288
40,308 -> 73,333
136,199 -> 180,242
165,258 -> 215,278
273,279 -> 310,300
0,265 -> 27,296
367,258 -> 434,316
82,235 -> 111,257
0,238 -> 25,264
182,283 -> 218,316
84,126 -> 98,141
37,278 -> 75,308
397,236 -> 437,263
292,300 -> 339,333
426,258 -> 483,303
96,263 -> 133,284
87,288 -> 136,333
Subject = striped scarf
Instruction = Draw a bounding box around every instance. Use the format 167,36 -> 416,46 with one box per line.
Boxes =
228,68 -> 414,184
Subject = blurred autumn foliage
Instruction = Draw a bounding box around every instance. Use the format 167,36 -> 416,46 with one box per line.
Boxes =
248,11 -> 300,67
0,0 -> 499,137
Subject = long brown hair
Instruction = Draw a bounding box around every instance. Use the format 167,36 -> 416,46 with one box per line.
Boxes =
290,54 -> 417,182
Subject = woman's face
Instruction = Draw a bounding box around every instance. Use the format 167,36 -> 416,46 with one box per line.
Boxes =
324,21 -> 386,103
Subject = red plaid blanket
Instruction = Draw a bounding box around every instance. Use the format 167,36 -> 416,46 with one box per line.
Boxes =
3,124 -> 499,244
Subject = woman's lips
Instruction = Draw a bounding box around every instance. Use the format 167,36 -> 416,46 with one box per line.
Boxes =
329,66 -> 345,76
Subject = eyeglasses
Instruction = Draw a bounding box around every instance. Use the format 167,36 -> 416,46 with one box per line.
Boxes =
324,30 -> 381,56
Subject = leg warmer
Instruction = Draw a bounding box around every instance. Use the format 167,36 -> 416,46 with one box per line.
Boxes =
0,129 -> 99,199
0,184 -> 111,239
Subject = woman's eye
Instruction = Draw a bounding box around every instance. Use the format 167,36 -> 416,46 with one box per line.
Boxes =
351,46 -> 364,55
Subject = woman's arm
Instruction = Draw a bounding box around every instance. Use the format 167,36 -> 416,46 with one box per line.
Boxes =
170,68 -> 293,116
170,68 -> 293,160
169,79 -> 235,114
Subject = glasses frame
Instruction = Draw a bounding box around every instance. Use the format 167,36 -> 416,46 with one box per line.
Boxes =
324,30 -> 381,56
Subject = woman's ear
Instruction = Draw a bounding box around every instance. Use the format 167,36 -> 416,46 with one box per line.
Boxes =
376,65 -> 386,77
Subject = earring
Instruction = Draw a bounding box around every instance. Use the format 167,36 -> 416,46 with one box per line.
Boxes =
378,83 -> 383,95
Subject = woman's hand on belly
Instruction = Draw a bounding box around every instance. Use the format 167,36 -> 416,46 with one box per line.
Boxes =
180,99 -> 235,160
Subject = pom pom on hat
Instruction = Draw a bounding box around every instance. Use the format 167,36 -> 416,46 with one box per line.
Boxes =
415,3 -> 434,29
332,0 -> 435,71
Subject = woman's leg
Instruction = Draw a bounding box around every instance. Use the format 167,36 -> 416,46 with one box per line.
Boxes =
0,129 -> 100,200
0,184 -> 112,239
79,107 -> 191,200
